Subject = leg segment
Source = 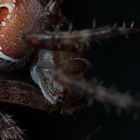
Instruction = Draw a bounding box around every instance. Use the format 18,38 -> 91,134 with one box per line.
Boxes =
0,80 -> 48,110
53,66 -> 140,112
0,112 -> 25,140
25,27 -> 140,53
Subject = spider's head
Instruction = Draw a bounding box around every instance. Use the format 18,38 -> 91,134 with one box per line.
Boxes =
0,0 -> 44,69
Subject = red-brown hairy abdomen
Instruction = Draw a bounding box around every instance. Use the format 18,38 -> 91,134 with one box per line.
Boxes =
0,0 -> 43,60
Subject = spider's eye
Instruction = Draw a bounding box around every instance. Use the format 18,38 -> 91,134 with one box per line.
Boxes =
0,7 -> 9,24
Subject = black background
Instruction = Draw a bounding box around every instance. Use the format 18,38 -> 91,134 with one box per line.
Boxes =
5,0 -> 140,140
62,0 -> 140,93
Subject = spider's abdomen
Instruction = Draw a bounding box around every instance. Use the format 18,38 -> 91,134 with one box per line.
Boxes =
0,0 -> 43,70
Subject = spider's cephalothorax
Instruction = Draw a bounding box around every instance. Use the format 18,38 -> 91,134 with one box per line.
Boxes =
0,0 -> 44,70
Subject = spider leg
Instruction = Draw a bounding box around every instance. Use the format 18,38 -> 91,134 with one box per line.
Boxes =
25,27 -> 140,53
0,112 -> 25,140
0,80 -> 48,111
53,66 -> 140,112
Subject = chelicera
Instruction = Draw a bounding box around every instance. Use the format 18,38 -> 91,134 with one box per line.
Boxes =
0,0 -> 140,139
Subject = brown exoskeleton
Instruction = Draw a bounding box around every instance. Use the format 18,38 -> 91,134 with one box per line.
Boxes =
0,0 -> 140,139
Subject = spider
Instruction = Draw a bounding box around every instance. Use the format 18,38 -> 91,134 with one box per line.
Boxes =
0,0 -> 140,139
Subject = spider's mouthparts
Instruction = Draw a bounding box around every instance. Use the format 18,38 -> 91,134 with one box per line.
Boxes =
0,0 -> 44,66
